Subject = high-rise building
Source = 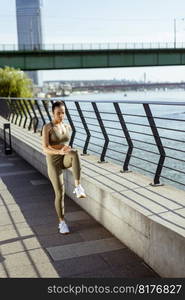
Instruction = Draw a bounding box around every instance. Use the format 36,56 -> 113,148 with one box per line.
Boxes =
15,0 -> 43,85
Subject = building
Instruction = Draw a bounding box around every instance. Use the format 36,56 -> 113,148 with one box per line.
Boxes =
15,0 -> 43,85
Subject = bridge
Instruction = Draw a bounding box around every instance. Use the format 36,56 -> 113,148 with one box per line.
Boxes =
1,42 -> 185,70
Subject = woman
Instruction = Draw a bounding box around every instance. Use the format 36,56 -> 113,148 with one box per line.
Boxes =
42,100 -> 86,234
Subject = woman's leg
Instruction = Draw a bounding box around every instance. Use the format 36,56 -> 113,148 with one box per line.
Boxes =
63,149 -> 81,186
47,160 -> 65,222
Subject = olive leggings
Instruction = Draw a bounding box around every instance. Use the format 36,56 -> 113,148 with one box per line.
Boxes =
46,149 -> 81,219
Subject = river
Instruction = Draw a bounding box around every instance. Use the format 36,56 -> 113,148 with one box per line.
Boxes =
45,89 -> 185,190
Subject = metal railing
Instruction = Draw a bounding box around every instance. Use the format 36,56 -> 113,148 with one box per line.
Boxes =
1,97 -> 185,191
0,42 -> 185,51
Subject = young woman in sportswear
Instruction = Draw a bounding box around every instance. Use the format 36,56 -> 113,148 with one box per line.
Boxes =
42,101 -> 86,234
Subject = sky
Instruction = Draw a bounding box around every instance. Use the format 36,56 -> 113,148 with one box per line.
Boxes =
1,0 -> 185,82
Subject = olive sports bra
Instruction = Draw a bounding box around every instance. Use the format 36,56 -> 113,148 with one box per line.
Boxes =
48,121 -> 71,146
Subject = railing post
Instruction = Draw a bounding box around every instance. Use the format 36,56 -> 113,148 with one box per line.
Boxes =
22,99 -> 33,130
113,102 -> 133,172
143,103 -> 166,186
74,101 -> 91,155
11,99 -> 19,124
21,99 -> 28,129
29,100 -> 39,132
9,99 -> 16,123
92,102 -> 109,163
35,100 -> 46,136
16,100 -> 24,127
6,99 -> 13,121
42,100 -> 52,123
14,100 -> 22,125
19,99 -> 28,128
63,101 -> 76,148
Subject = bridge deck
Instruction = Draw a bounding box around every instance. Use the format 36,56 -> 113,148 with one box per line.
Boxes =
1,48 -> 185,70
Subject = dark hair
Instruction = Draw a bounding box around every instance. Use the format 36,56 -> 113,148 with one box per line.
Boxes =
52,101 -> 65,113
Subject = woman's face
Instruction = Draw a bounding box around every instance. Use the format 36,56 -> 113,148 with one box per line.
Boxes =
53,105 -> 65,123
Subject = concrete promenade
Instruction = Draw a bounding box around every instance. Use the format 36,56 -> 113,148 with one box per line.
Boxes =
0,137 -> 159,278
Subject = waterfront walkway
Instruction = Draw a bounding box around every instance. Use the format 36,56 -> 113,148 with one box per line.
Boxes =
0,137 -> 159,278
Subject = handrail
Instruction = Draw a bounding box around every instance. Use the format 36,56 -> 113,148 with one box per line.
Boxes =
1,97 -> 185,105
0,42 -> 185,51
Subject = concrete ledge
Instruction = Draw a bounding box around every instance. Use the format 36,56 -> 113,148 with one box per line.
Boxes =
0,116 -> 185,277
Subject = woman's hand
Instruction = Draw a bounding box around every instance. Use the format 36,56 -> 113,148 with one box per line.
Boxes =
63,145 -> 71,151
59,145 -> 71,155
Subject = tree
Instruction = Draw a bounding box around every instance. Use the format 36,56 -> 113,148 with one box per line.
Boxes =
0,66 -> 35,120
0,66 -> 34,98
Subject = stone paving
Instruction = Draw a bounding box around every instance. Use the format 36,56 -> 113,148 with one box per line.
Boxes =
0,137 -> 159,278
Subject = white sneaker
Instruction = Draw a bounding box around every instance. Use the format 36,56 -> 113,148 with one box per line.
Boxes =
73,184 -> 86,198
58,221 -> 70,234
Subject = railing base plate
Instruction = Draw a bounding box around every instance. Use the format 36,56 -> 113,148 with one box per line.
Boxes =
149,182 -> 164,187
80,153 -> 90,156
97,160 -> 108,163
120,170 -> 132,173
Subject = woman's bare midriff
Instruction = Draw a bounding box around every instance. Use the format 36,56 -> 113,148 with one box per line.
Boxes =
49,144 -> 65,150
